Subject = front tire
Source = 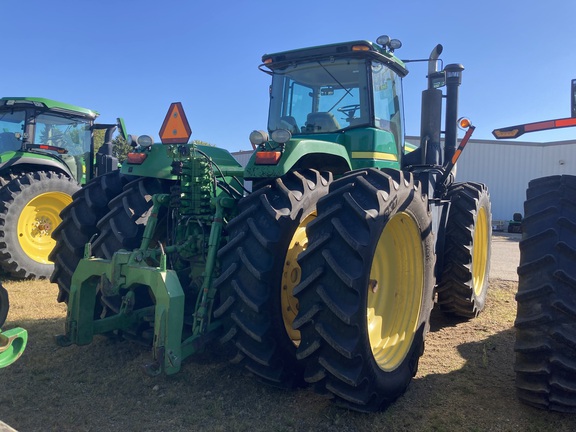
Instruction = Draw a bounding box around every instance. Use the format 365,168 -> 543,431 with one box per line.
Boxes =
0,171 -> 81,279
514,175 -> 576,413
294,168 -> 435,412
214,169 -> 331,388
437,182 -> 492,318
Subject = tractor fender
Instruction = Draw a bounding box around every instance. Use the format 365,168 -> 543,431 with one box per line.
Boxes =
0,153 -> 76,180
244,139 -> 352,179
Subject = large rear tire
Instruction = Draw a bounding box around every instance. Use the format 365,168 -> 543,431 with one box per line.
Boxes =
0,171 -> 81,279
514,175 -> 576,413
436,182 -> 492,318
214,169 -> 331,388
294,168 -> 435,412
50,170 -> 132,303
91,177 -> 173,258
90,177 -> 175,315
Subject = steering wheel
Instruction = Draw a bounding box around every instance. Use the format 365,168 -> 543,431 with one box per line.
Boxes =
337,104 -> 361,119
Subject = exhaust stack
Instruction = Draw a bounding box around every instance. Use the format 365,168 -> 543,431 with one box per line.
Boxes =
420,44 -> 444,165
443,64 -> 465,164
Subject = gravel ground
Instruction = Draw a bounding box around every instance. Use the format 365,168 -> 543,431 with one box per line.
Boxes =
490,232 -> 521,282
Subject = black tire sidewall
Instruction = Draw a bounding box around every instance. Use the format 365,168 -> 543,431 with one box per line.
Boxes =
439,182 -> 491,317
364,176 -> 435,399
296,168 -> 435,410
0,172 -> 80,278
215,169 -> 331,387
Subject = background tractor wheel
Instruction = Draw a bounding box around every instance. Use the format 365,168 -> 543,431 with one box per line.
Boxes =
0,171 -> 81,279
437,182 -> 492,318
0,284 -> 8,328
214,169 -> 331,388
294,168 -> 435,412
50,171 -> 133,303
514,175 -> 576,413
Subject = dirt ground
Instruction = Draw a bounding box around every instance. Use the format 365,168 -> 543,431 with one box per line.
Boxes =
1,233 -> 576,431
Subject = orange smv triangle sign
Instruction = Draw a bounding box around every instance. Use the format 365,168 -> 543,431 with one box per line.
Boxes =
159,102 -> 192,144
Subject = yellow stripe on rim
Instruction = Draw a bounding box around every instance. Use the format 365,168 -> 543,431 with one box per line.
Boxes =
17,191 -> 73,264
351,152 -> 398,161
281,212 -> 316,345
367,211 -> 424,371
472,207 -> 489,296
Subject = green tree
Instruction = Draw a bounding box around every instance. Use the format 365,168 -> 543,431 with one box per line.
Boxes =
93,128 -> 105,153
112,135 -> 132,162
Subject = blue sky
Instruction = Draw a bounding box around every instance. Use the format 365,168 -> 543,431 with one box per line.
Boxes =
3,1 -> 576,151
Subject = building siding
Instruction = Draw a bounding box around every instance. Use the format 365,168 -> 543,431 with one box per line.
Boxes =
453,138 -> 576,221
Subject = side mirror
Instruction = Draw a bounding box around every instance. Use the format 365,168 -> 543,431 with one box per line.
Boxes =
117,117 -> 128,142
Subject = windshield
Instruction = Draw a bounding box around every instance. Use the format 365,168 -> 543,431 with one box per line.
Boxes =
0,109 -> 92,155
0,110 -> 25,151
268,58 -> 370,135
34,113 -> 91,156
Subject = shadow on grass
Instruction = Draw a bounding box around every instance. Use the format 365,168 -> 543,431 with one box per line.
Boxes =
2,311 -> 575,432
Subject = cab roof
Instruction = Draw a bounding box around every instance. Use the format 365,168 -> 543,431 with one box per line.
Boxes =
0,97 -> 98,119
261,40 -> 408,77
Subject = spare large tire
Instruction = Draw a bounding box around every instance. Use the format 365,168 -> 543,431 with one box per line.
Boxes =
514,175 -> 576,413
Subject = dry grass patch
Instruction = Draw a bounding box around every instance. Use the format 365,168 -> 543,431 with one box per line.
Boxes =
1,278 -> 575,431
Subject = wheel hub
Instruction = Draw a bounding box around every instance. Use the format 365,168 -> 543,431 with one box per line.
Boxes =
368,211 -> 424,372
18,191 -> 72,264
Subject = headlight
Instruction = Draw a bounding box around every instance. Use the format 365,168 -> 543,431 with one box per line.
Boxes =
271,129 -> 291,144
249,130 -> 269,148
128,134 -> 154,148
137,135 -> 154,147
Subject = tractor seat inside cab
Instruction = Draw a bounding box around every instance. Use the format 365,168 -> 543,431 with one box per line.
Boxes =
304,112 -> 341,133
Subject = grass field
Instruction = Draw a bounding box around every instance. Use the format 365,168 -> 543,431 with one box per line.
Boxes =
1,275 -> 576,431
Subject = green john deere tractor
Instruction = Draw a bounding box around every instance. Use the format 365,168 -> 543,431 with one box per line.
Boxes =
52,36 -> 492,412
0,97 -> 122,279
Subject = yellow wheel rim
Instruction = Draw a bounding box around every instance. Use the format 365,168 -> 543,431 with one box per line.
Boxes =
17,191 -> 72,264
472,206 -> 489,296
281,212 -> 315,346
368,212 -> 424,372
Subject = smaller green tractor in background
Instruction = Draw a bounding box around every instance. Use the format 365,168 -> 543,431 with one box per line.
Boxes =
507,212 -> 523,233
0,97 -> 123,279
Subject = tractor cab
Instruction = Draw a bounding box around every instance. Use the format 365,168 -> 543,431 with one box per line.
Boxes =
0,97 -> 123,183
246,37 -> 410,178
0,98 -> 96,182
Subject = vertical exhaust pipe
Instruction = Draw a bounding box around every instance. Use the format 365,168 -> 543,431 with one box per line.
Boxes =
420,44 -> 443,165
443,64 -> 464,164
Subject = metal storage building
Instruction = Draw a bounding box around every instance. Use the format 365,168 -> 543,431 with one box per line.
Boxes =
445,137 -> 576,222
